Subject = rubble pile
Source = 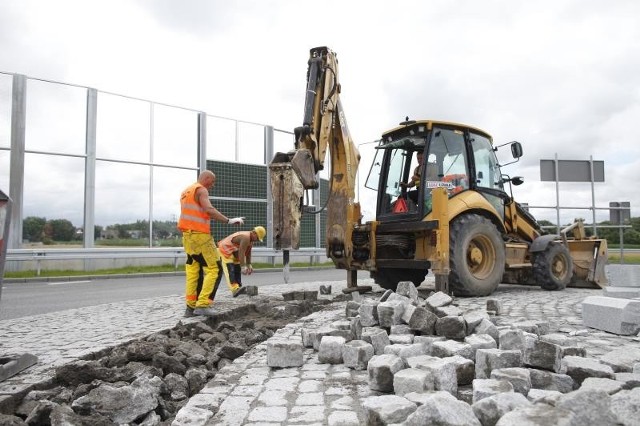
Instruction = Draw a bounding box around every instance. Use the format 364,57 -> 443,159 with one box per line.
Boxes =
0,297 -> 329,426
276,282 -> 640,425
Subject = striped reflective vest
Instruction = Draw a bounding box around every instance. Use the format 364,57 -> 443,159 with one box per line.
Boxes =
178,183 -> 210,233
218,231 -> 251,257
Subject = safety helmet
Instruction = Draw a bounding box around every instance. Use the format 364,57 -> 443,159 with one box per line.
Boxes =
253,226 -> 266,242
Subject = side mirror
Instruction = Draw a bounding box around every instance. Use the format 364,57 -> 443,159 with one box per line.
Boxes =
500,175 -> 525,186
511,142 -> 523,159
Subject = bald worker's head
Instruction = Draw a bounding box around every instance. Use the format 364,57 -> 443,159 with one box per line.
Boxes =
198,170 -> 216,189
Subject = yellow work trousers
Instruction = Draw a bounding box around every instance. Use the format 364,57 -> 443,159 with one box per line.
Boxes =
182,231 -> 222,308
219,251 -> 241,293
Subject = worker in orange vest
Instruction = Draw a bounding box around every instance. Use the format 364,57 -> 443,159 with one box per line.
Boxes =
178,170 -> 244,317
217,226 -> 266,297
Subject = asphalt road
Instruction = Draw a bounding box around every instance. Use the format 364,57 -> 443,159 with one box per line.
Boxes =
0,268 -> 371,321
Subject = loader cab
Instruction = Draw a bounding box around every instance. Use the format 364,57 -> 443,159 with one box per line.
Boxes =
366,120 -> 511,221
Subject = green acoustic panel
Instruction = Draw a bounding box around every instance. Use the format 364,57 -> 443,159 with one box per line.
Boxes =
206,160 -> 328,249
207,160 -> 267,199
210,199 -> 267,247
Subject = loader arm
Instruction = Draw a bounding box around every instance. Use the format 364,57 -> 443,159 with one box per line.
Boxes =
269,46 -> 361,268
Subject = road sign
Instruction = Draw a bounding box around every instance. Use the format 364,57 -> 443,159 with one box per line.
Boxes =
610,201 -> 631,224
540,159 -> 605,182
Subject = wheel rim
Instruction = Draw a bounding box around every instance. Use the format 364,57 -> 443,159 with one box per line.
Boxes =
551,253 -> 569,279
466,234 -> 495,280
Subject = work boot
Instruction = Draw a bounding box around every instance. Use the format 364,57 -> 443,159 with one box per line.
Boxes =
232,285 -> 247,298
184,307 -> 195,318
193,306 -> 216,317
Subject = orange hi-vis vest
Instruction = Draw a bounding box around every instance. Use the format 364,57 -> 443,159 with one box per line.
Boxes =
218,231 -> 251,257
178,183 -> 210,233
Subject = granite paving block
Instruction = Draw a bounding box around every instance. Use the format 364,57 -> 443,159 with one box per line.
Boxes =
582,296 -> 640,335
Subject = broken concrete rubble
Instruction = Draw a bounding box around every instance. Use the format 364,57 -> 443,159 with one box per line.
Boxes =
2,297 -> 325,425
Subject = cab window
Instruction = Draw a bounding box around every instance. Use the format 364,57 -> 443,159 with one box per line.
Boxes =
422,128 -> 470,212
470,133 -> 503,191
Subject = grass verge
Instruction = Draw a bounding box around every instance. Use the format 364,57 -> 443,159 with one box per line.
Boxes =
4,261 -> 335,279
4,255 -> 639,279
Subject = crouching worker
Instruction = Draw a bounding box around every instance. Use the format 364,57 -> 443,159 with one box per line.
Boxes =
217,226 -> 266,297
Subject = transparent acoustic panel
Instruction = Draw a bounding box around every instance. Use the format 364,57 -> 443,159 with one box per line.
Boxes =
0,73 -> 11,148
23,153 -> 85,226
24,79 -> 87,155
273,129 -> 294,157
237,122 -> 264,165
153,105 -> 198,169
95,161 -> 150,227
207,116 -> 236,162
152,167 -> 196,224
96,93 -> 150,163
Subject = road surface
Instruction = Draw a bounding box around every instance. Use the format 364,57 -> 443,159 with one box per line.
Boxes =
0,268 -> 370,320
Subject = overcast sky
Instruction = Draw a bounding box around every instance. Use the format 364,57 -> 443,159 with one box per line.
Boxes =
1,0 -> 639,227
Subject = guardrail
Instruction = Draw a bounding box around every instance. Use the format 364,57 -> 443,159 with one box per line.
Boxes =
5,247 -> 327,276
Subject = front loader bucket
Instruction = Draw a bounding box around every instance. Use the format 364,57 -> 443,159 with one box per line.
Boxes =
567,239 -> 608,288
269,153 -> 305,250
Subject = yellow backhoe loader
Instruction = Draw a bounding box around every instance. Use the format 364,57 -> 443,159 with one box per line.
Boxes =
269,46 -> 608,296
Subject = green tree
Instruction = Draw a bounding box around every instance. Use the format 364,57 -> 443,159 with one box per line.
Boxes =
94,225 -> 103,239
47,219 -> 76,241
23,216 -> 46,242
153,220 -> 178,239
625,229 -> 640,245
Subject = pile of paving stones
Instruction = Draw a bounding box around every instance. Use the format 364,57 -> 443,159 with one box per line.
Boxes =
267,282 -> 640,425
0,297 -> 330,425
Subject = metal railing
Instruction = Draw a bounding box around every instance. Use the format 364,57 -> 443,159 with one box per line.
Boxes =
5,247 -> 327,276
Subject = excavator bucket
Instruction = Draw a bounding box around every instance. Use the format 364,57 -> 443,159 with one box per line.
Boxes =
566,238 -> 608,288
269,153 -> 304,250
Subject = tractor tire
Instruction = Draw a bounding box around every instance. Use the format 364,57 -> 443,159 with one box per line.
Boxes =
533,242 -> 573,290
449,214 -> 505,297
371,268 -> 427,291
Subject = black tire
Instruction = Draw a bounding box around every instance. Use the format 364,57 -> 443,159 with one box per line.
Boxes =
371,268 -> 427,291
449,214 -> 505,297
533,242 -> 572,290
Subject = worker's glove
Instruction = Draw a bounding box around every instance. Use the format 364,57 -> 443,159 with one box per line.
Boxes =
242,264 -> 253,275
228,217 -> 245,225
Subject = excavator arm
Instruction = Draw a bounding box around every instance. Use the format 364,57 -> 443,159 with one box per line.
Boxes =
269,47 -> 361,271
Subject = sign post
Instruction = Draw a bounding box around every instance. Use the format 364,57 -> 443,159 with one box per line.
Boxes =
610,201 -> 631,264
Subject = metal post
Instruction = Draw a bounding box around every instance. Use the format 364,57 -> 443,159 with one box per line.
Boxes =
197,112 -> 207,174
264,126 -> 276,266
554,153 -> 560,235
234,120 -> 240,162
620,225 -> 625,265
589,155 -> 597,236
8,74 -> 26,250
265,126 -> 274,248
149,102 -> 154,248
84,88 -> 97,249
